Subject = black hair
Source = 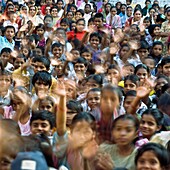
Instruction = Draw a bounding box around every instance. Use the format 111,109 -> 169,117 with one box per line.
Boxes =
51,42 -> 64,52
145,0 -> 151,4
76,18 -> 85,25
56,0 -> 63,4
60,18 -> 70,25
75,9 -> 84,17
94,13 -> 104,21
156,14 -> 166,23
35,23 -> 45,32
138,40 -> 149,50
149,7 -> 156,13
160,56 -> 170,67
89,32 -> 102,43
86,74 -> 104,87
32,71 -> 52,88
153,41 -> 164,49
143,56 -> 156,65
0,47 -> 12,55
124,90 -> 136,100
69,4 -> 77,10
107,64 -> 120,73
85,3 -> 91,9
32,56 -> 50,70
71,111 -> 95,126
44,14 -> 53,21
142,108 -> 164,127
120,4 -> 127,8
80,47 -> 91,55
143,16 -> 151,24
74,57 -> 88,67
30,110 -> 55,129
124,74 -> 139,85
50,6 -> 58,13
66,100 -> 83,113
135,143 -> 170,169
148,24 -> 161,36
4,25 -> 15,34
112,114 -> 139,131
101,84 -> 123,103
87,88 -> 101,95
110,6 -> 117,11
134,64 -> 150,75
88,17 -> 94,25
130,24 -> 140,32
133,8 -> 142,16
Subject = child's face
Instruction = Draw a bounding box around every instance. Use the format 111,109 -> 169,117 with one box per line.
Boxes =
71,22 -> 76,30
137,49 -> 149,60
85,5 -> 91,13
31,119 -> 51,136
94,17 -> 103,28
67,12 -> 74,20
0,75 -> 11,92
87,91 -> 101,110
65,84 -> 76,100
112,119 -> 137,146
124,96 -> 140,113
143,58 -> 155,71
124,80 -> 137,94
14,58 -> 25,69
85,79 -> 100,92
107,68 -> 120,82
57,1 -> 63,10
153,26 -> 161,36
136,151 -> 161,170
71,120 -> 94,148
54,61 -> 64,77
152,45 -> 163,56
122,65 -> 134,77
60,23 -> 68,31
163,63 -> 170,77
1,52 -> 10,63
119,46 -> 129,58
33,62 -> 47,73
155,78 -> 168,91
66,109 -> 77,126
100,90 -> 119,114
75,12 -> 83,20
52,46 -> 63,58
74,63 -> 86,74
130,25 -> 138,33
110,8 -> 117,16
82,52 -> 92,62
90,36 -> 100,49
34,80 -> 49,94
71,50 -> 80,59
76,20 -> 85,32
70,7 -> 76,14
143,19 -> 150,28
167,11 -> 170,21
140,114 -> 160,139
136,68 -> 148,82
39,100 -> 54,113
36,28 -> 45,36
4,28 -> 15,41
34,48 -> 43,57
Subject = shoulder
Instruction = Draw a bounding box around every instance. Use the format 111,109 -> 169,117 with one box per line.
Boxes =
99,143 -> 116,152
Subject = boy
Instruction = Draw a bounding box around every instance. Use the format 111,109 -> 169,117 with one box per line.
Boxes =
60,18 -> 70,32
0,25 -> 15,52
160,56 -> 170,78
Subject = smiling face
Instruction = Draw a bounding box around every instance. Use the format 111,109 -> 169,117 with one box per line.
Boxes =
140,114 -> 160,139
87,91 -> 101,110
4,28 -> 15,42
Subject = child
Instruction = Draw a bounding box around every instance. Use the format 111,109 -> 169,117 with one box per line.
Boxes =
96,114 -> 139,170
106,6 -> 122,29
143,56 -> 156,75
135,143 -> 170,170
81,48 -> 92,63
0,47 -> 13,72
124,74 -> 139,94
0,25 -> 15,52
87,88 -> 101,111
148,24 -> 162,42
140,108 -> 164,140
30,110 -> 55,137
134,64 -> 150,83
91,84 -> 122,144
160,56 -> 170,78
60,18 -> 70,32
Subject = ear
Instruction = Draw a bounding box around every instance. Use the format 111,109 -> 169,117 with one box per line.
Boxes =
156,125 -> 162,132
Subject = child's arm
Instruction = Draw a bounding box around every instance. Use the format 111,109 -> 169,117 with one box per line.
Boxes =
54,82 -> 67,136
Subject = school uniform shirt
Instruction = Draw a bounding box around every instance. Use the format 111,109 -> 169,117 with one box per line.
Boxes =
106,14 -> 122,28
0,36 -> 15,53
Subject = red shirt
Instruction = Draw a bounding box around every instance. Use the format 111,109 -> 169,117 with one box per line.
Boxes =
67,30 -> 86,41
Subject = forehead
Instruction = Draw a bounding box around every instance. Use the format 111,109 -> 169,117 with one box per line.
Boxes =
31,119 -> 50,124
87,91 -> 101,96
5,28 -> 14,32
94,18 -> 102,21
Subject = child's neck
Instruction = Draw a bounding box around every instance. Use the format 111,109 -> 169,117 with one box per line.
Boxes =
0,90 -> 8,97
117,144 -> 134,156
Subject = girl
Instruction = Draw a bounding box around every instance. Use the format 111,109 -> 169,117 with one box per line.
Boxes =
148,24 -> 162,42
106,64 -> 122,85
140,108 -> 164,140
124,74 -> 139,94
135,143 -> 170,170
67,18 -> 86,41
50,6 -> 60,27
134,64 -> 150,83
106,6 -> 122,29
35,24 -> 46,48
143,16 -> 151,28
96,114 -> 139,170
91,84 -> 122,144
150,41 -> 163,64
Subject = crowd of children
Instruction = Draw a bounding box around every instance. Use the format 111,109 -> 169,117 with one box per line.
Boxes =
0,0 -> 170,169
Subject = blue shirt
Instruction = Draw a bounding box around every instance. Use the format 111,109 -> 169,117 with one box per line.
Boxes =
0,36 -> 15,53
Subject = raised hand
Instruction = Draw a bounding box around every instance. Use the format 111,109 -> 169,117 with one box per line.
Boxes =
128,40 -> 141,50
